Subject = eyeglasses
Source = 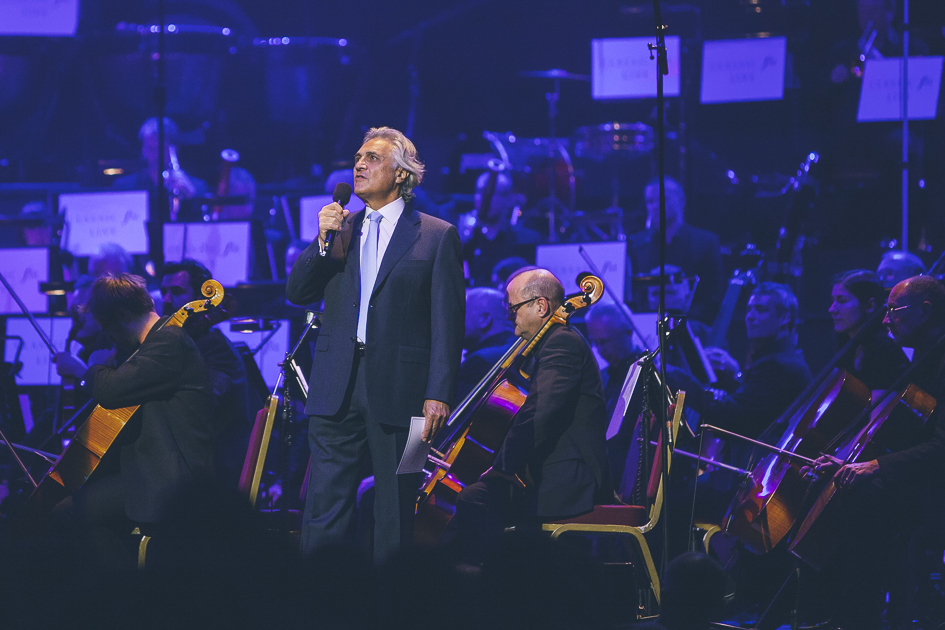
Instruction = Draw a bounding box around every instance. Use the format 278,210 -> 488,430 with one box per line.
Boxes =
506,296 -> 541,317
884,303 -> 915,316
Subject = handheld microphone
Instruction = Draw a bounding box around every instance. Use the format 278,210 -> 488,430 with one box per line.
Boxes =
324,182 -> 352,256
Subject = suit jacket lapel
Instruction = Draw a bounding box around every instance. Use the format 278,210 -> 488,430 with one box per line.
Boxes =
372,207 -> 420,298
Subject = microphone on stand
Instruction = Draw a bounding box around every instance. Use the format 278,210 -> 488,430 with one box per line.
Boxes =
323,182 -> 352,257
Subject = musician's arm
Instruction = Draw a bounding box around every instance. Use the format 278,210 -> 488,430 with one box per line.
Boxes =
82,328 -> 187,409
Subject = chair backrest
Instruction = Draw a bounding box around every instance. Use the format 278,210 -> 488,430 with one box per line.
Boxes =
644,392 -> 685,528
238,395 -> 279,508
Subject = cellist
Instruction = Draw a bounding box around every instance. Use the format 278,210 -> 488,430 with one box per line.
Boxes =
48,274 -> 215,554
828,270 -> 908,391
810,275 -> 945,628
449,269 -> 612,561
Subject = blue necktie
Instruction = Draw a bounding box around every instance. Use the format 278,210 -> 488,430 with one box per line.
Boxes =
358,212 -> 383,342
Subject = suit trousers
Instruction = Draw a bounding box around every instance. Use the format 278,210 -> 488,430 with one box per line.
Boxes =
302,350 -> 420,563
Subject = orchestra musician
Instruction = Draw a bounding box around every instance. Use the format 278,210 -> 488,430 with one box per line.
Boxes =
112,117 -> 208,222
286,127 -> 464,562
583,302 -> 645,484
829,269 -> 908,391
450,269 -> 612,560
809,275 -> 945,628
627,177 -> 723,323
454,287 -> 519,406
159,260 -> 259,488
673,282 -> 813,466
51,274 -> 215,543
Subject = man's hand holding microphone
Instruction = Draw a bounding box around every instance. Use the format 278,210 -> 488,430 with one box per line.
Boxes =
319,183 -> 353,256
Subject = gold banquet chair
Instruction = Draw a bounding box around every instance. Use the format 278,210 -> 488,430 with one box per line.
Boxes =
541,393 -> 686,613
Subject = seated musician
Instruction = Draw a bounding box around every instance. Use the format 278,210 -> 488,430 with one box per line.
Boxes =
627,177 -> 723,323
454,287 -> 519,406
51,274 -> 215,537
829,270 -> 908,391
112,117 -> 209,222
584,302 -> 645,484
673,282 -> 813,463
451,269 -> 612,559
876,249 -> 926,290
160,260 -> 259,488
809,275 -> 945,629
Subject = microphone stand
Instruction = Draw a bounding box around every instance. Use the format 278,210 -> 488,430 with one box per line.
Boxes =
273,312 -> 319,536
648,0 -> 672,575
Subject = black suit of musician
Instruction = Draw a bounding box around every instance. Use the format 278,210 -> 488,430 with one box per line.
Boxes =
452,270 -> 611,557
286,128 -> 464,562
53,274 -> 214,530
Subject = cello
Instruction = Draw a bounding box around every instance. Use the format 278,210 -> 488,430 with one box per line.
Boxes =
719,366 -> 871,554
15,280 -> 224,532
790,383 -> 936,569
414,273 -> 604,544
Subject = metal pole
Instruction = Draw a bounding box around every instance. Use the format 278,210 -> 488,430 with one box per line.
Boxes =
901,0 -> 909,251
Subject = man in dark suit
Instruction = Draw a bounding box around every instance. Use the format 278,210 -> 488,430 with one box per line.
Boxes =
454,287 -> 519,405
52,273 -> 215,531
452,269 -> 611,557
627,177 -> 723,323
286,127 -> 464,562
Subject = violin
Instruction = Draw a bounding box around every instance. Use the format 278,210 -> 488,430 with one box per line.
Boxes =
14,280 -> 224,533
414,274 -> 604,544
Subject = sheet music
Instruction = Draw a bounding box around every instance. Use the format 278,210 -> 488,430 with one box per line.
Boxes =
606,359 -> 645,440
396,416 -> 432,474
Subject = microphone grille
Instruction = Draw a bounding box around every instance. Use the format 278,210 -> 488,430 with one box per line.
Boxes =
333,182 -> 353,207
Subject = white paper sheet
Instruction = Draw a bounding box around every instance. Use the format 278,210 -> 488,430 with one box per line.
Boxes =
606,359 -> 645,440
396,416 -> 432,474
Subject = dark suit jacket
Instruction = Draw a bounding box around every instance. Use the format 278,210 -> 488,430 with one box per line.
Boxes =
286,204 -> 465,427
494,325 -> 612,518
877,343 -> 945,486
83,323 -> 215,523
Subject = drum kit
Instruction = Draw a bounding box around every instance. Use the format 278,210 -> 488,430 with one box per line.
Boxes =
482,68 -> 662,243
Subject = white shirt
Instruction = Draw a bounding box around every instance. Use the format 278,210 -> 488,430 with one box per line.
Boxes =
360,197 -> 405,276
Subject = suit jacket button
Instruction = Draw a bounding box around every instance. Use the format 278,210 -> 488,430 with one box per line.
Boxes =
353,302 -> 357,307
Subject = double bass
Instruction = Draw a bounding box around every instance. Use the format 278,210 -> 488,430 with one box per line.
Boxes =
15,280 -> 224,532
414,274 -> 604,544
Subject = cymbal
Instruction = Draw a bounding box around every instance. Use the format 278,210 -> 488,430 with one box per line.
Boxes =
519,68 -> 591,82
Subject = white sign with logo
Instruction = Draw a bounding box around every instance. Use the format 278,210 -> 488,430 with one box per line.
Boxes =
857,57 -> 944,122
61,190 -> 150,256
4,317 -> 71,385
700,37 -> 787,104
535,241 -> 626,300
0,0 -> 79,36
0,248 -> 48,315
164,222 -> 252,287
592,37 -> 681,100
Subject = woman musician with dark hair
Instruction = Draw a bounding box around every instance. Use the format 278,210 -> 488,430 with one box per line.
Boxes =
828,269 -> 908,391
